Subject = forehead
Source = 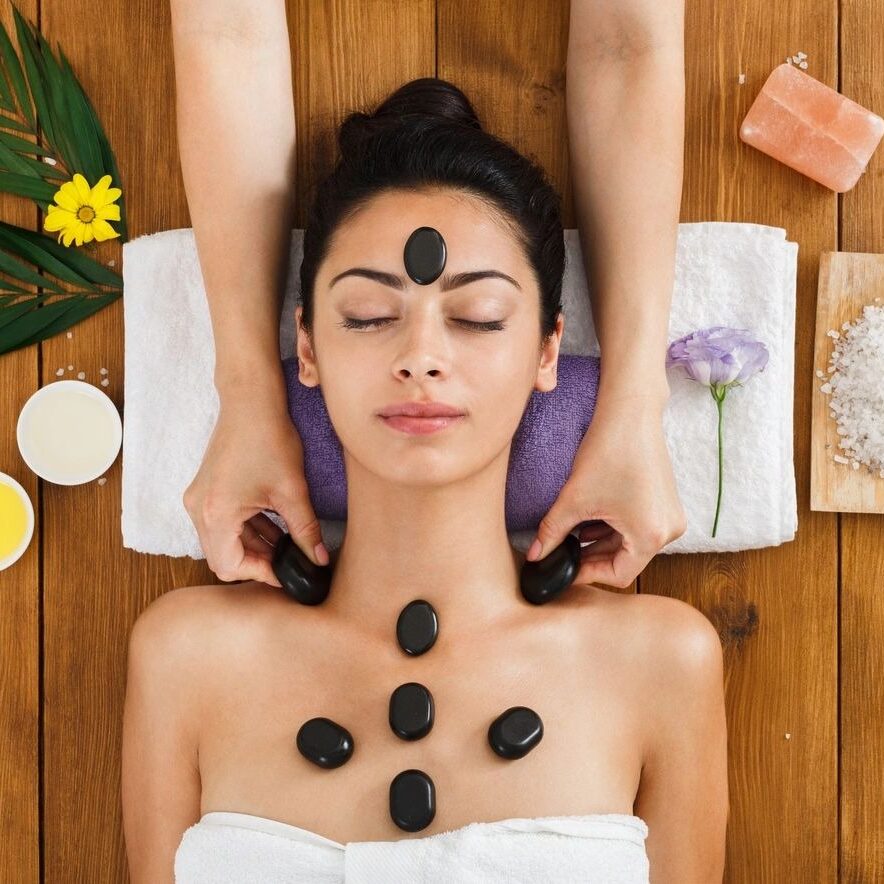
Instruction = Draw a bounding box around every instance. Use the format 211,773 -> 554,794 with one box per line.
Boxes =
320,188 -> 528,284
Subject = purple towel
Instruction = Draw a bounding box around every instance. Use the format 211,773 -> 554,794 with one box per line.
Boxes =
282,354 -> 601,532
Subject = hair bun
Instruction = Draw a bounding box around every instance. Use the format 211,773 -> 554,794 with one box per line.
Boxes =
339,77 -> 481,156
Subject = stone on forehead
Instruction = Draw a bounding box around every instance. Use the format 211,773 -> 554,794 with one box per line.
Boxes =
403,226 -> 446,285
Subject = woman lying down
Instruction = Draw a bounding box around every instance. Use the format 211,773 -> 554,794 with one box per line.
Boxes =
122,77 -> 728,884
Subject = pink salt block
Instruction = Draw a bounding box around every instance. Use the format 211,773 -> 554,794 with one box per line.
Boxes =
739,62 -> 884,192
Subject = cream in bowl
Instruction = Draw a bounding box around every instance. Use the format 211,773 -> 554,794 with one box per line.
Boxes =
16,380 -> 122,485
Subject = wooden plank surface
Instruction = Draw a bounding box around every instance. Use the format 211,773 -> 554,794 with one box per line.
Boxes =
839,0 -> 884,877
0,5 -> 40,881
639,1 -> 841,882
0,0 -> 881,881
811,251 -> 884,514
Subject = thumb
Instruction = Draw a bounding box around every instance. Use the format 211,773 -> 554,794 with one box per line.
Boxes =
273,491 -> 328,567
526,496 -> 578,562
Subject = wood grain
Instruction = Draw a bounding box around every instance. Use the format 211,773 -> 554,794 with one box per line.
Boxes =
642,1 -> 840,881
812,251 -> 884,513
0,4 -> 40,880
839,0 -> 884,877
0,0 -> 880,881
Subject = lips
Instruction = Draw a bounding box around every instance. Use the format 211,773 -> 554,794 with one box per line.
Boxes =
378,401 -> 466,418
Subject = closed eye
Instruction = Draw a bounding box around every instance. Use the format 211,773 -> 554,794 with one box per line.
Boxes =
338,317 -> 505,331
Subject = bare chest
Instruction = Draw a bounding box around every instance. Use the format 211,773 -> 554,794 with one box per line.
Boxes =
197,607 -> 645,842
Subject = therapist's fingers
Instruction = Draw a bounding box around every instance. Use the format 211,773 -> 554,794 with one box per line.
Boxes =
249,512 -> 285,546
578,543 -> 649,590
579,532 -> 622,558
209,509 -> 280,588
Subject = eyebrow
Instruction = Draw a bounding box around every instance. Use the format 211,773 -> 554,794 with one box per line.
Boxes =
329,267 -> 522,292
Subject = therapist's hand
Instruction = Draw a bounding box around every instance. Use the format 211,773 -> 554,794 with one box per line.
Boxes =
183,398 -> 328,588
525,396 -> 687,589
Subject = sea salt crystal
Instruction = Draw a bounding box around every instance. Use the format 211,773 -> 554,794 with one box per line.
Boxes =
100,367 -> 108,375
740,62 -> 884,192
97,477 -> 107,486
55,368 -> 64,376
67,364 -> 73,371
799,61 -> 808,70
66,331 -> 72,338
818,304 -> 884,475
738,73 -> 746,85
100,378 -> 109,387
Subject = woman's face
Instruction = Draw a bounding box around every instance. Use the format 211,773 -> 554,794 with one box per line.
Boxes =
296,187 -> 563,487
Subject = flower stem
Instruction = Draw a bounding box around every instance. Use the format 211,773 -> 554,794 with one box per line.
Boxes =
712,387 -> 726,537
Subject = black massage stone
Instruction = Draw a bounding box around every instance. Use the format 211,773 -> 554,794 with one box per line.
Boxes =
403,226 -> 446,285
487,706 -> 544,760
519,533 -> 583,605
389,682 -> 434,740
396,599 -> 439,656
296,717 -> 353,769
389,769 -> 436,832
272,533 -> 333,606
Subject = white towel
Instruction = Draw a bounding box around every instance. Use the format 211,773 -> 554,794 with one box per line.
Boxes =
121,223 -> 798,559
174,811 -> 651,884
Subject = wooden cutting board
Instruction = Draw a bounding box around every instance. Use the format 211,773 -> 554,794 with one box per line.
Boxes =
811,251 -> 884,513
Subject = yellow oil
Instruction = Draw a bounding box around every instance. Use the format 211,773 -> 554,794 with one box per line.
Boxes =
0,482 -> 29,561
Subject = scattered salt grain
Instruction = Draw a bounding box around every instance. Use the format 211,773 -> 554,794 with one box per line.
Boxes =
785,733 -> 791,740
818,304 -> 884,477
77,371 -> 86,380
43,156 -> 57,166
97,477 -> 107,486
100,378 -> 109,387
799,61 -> 808,69
66,331 -> 72,338
107,259 -> 116,267
738,73 -> 746,84
100,367 -> 108,375
792,55 -> 801,63
67,364 -> 73,370
797,52 -> 807,60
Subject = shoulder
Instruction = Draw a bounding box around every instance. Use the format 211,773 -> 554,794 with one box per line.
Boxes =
574,587 -> 724,738
584,586 -> 723,675
128,581 -> 287,681
607,591 -> 725,767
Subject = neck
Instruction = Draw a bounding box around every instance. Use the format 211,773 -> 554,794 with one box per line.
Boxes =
323,449 -> 530,637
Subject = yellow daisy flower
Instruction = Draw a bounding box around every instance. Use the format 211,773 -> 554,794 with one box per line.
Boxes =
43,172 -> 122,247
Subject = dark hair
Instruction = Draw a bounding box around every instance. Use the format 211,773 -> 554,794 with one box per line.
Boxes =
298,77 -> 565,347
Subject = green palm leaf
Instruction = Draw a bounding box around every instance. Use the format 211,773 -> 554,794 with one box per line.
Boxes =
0,291 -> 121,354
0,2 -> 129,356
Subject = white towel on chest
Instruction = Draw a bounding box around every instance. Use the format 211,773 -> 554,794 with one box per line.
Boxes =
174,811 -> 651,883
121,223 -> 798,557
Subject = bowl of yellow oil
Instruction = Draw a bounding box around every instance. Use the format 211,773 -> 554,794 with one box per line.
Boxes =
0,472 -> 34,571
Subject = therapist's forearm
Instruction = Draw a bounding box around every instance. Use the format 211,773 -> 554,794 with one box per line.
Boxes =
170,11 -> 295,410
566,41 -> 685,408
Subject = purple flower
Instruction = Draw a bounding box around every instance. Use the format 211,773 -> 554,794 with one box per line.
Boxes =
666,326 -> 769,537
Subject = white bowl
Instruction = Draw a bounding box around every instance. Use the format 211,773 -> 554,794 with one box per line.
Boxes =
16,380 -> 122,485
0,471 -> 35,571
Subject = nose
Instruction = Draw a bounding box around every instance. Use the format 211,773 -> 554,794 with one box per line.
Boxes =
391,311 -> 450,381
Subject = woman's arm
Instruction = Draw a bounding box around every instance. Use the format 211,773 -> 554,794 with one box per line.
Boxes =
169,0 -> 295,408
632,596 -> 729,882
122,588 -> 206,883
566,0 -> 685,408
